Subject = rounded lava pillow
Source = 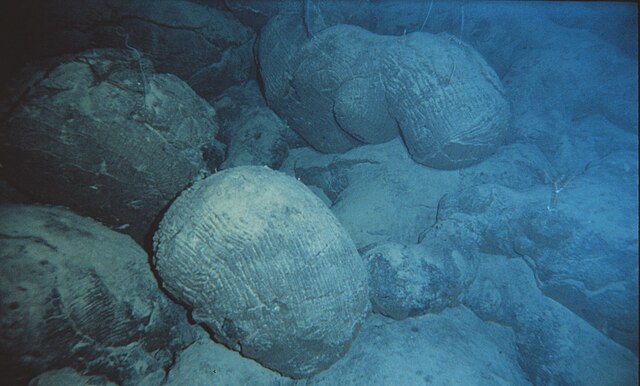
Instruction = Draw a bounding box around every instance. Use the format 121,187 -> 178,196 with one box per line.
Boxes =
0,49 -> 223,243
153,166 -> 370,378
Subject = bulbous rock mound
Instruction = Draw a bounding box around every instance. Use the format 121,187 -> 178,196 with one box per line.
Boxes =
259,15 -> 511,169
153,166 -> 370,379
0,48 -> 223,243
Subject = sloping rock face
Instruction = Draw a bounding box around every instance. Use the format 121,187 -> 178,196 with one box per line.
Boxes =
258,15 -> 510,169
0,48 -> 223,244
28,368 -> 117,386
307,307 -> 530,385
448,117 -> 639,354
462,255 -> 638,386
0,204 -> 194,386
153,166 -> 370,379
163,330 -> 291,386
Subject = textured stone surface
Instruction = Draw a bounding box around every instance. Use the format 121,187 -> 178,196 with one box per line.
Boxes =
383,32 -> 511,169
258,16 -> 396,153
217,107 -> 289,169
361,240 -> 476,320
280,138 -> 459,248
307,307 -> 530,385
462,255 -> 638,385
212,81 -> 303,170
258,15 -> 510,168
0,48 -> 222,244
153,166 -> 370,379
28,368 -> 118,386
224,0 -> 301,32
444,116 -> 639,354
0,204 -> 194,386
164,330 -> 292,386
4,0 -> 255,101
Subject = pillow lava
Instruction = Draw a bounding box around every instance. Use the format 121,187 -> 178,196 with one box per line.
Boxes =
259,15 -> 510,169
0,48 -> 223,244
0,204 -> 194,385
153,166 -> 370,379
5,0 -> 255,101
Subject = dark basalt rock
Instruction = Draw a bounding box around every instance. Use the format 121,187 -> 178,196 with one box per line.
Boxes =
0,204 -> 195,385
361,227 -> 477,320
212,81 -> 303,170
4,0 -> 255,101
0,48 -> 223,244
